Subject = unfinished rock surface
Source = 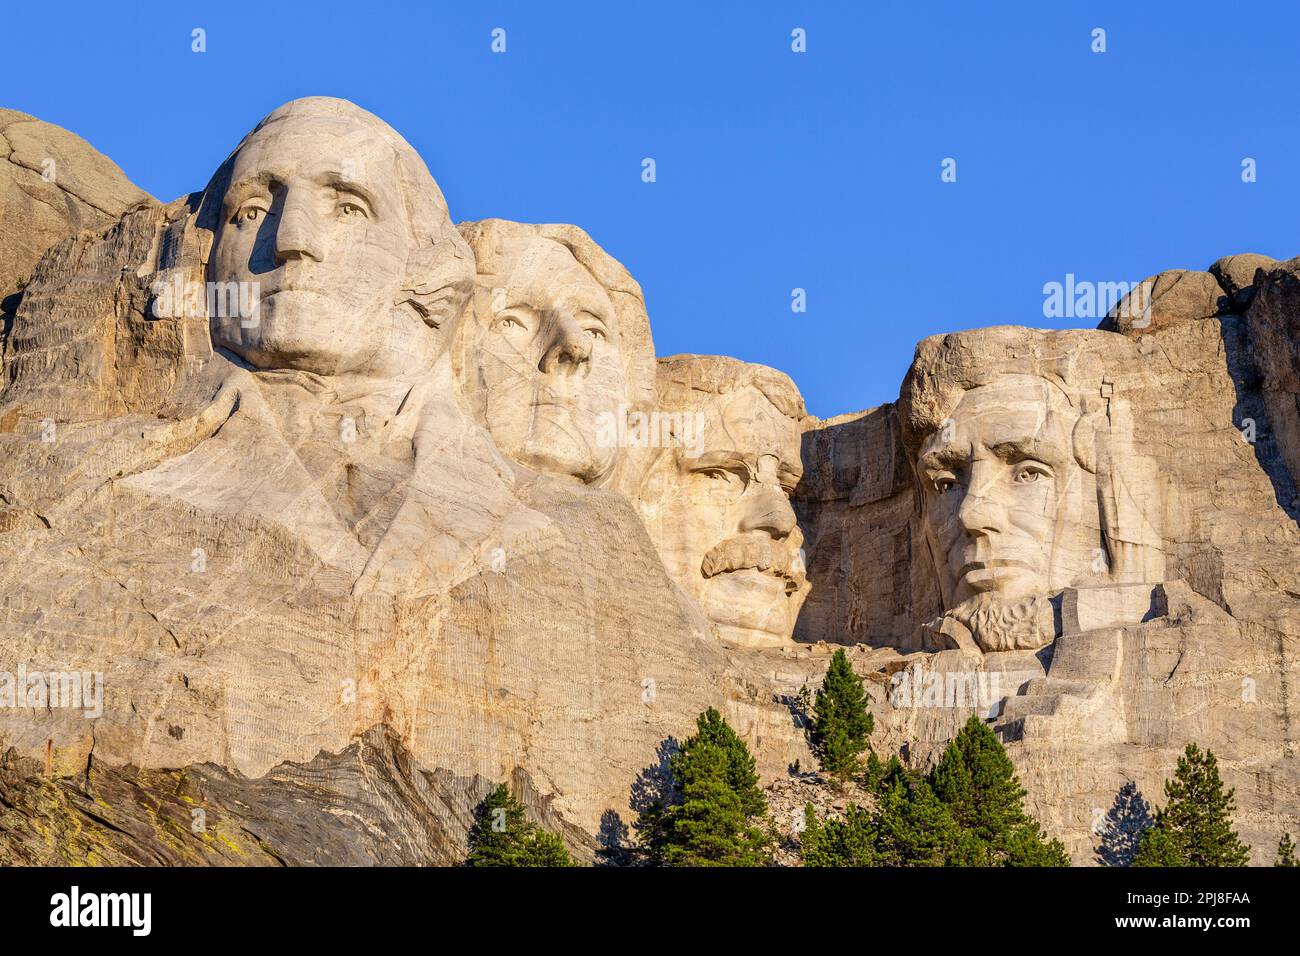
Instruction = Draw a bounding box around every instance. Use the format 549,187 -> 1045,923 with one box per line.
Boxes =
0,96 -> 1296,865
0,109 -> 153,304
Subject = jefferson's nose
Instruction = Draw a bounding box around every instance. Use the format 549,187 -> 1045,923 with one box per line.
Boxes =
274,189 -> 324,264
739,486 -> 797,539
539,311 -> 592,376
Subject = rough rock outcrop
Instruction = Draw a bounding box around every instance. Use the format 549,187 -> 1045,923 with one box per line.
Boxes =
0,109 -> 152,304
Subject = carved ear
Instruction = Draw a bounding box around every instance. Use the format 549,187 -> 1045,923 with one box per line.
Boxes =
397,237 -> 474,332
1072,399 -> 1105,473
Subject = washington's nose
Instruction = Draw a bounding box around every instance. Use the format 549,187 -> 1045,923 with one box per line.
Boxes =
539,311 -> 592,376
274,191 -> 324,265
739,487 -> 797,539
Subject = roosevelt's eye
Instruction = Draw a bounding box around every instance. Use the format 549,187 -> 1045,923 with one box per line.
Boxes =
1013,462 -> 1053,484
497,314 -> 527,332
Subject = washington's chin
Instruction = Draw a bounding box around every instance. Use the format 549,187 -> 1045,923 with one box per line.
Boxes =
212,293 -> 375,375
700,568 -> 807,647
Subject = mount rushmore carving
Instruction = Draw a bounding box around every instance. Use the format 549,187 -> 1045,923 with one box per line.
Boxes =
0,98 -> 1297,863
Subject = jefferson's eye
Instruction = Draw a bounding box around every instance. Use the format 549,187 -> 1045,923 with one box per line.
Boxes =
584,327 -> 606,341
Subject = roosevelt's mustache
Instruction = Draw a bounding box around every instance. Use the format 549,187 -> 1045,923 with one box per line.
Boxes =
701,536 -> 804,591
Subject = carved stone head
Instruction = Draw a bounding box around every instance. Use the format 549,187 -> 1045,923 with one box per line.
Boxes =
638,355 -> 809,647
458,220 -> 655,486
198,97 -> 473,381
899,327 -> 1165,651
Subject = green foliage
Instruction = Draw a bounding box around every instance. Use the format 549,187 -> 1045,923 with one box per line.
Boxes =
466,783 -> 577,867
1131,825 -> 1187,867
873,774 -> 963,866
801,801 -> 878,867
639,708 -> 772,866
926,716 -> 1068,866
1131,744 -> 1250,867
800,718 -> 1067,867
1275,833 -> 1297,867
811,649 -> 874,783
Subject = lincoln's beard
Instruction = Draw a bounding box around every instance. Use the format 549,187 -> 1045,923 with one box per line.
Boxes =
947,591 -> 1057,652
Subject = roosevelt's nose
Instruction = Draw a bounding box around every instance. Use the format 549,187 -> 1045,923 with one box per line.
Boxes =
738,486 -> 797,539
539,310 -> 592,376
274,188 -> 324,265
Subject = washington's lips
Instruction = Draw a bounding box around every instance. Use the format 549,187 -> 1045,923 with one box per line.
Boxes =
701,536 -> 804,593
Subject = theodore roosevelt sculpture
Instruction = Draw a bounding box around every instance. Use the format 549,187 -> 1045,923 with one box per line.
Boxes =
636,355 -> 810,647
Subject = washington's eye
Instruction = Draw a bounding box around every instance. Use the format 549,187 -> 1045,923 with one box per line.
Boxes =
338,201 -> 368,219
233,202 -> 269,225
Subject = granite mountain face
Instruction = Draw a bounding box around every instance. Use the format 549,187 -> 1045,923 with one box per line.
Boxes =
1,98 -> 1296,864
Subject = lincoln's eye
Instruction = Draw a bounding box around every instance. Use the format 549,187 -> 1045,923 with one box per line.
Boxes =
933,475 -> 957,494
1013,463 -> 1052,484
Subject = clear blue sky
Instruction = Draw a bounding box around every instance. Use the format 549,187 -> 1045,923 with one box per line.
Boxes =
5,0 -> 1298,417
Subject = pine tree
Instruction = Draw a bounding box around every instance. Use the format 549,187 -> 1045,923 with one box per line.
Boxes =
873,773 -> 964,866
1134,743 -> 1250,867
811,649 -> 874,784
639,708 -> 771,866
1275,833 -> 1297,867
466,783 -> 577,866
800,801 -> 878,867
928,715 -> 1068,866
1131,825 -> 1186,867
